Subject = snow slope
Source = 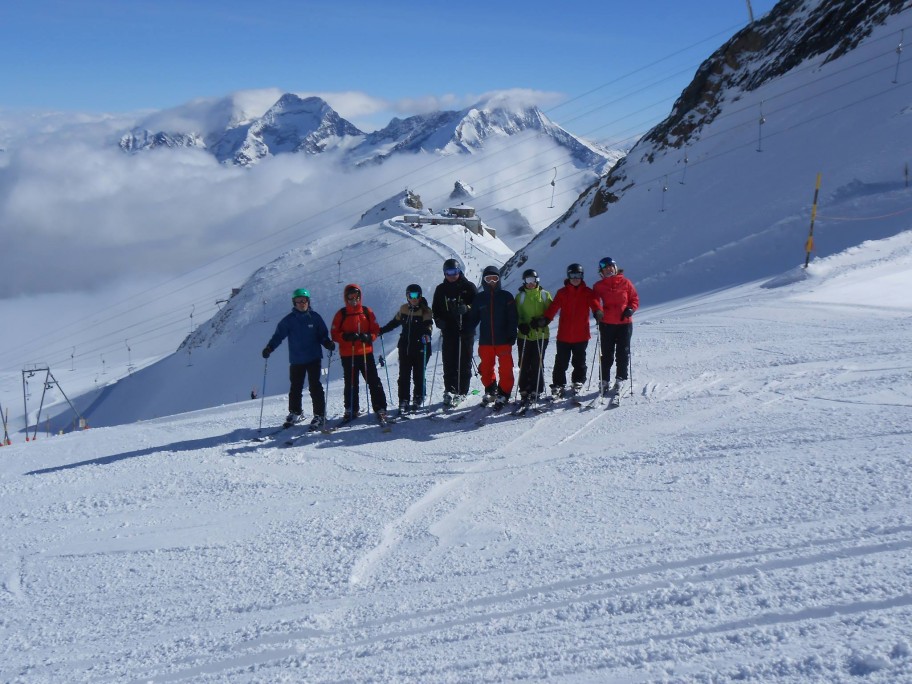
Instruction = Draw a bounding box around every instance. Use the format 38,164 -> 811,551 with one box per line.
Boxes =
505,3 -> 912,304
2,233 -> 910,682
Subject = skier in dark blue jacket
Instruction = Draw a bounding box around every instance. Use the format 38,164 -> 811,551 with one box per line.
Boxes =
469,265 -> 518,408
262,288 -> 335,428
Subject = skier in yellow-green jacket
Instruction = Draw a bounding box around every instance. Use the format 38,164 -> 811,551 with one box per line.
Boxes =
514,268 -> 553,406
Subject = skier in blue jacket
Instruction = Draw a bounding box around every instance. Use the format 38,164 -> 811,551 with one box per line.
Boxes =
262,288 -> 335,428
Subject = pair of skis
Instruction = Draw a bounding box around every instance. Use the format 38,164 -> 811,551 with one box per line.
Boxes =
581,386 -> 623,410
284,412 -> 392,446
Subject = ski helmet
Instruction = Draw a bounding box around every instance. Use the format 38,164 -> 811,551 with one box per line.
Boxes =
406,283 -> 422,300
522,268 -> 539,281
343,284 -> 361,300
598,257 -> 617,272
292,288 -> 310,301
566,263 -> 584,278
442,258 -> 462,275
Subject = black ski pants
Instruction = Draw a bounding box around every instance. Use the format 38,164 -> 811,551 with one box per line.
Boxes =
517,338 -> 549,396
340,354 -> 388,413
599,322 -> 633,382
289,361 -> 325,416
441,331 -> 475,395
397,343 -> 431,404
551,340 -> 588,388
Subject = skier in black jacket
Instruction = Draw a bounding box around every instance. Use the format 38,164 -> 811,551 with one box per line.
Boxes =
431,258 -> 477,407
379,283 -> 433,414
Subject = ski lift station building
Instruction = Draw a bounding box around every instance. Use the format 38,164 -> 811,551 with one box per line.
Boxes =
403,205 -> 494,237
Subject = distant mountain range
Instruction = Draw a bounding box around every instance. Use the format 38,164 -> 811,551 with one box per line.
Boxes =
119,94 -> 619,171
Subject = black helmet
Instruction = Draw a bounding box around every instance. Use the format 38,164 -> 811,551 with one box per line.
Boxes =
598,257 -> 617,272
522,268 -> 539,282
566,263 -> 584,278
442,258 -> 461,274
406,283 -> 422,300
482,265 -> 500,278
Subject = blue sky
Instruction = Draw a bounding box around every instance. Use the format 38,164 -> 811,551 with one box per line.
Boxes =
1,0 -> 778,141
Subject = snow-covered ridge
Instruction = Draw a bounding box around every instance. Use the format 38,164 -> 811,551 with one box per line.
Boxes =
119,93 -> 619,170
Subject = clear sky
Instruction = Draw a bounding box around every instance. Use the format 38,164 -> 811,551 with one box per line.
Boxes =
1,0 -> 778,140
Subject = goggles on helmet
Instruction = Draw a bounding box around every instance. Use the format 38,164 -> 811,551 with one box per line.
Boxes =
444,268 -> 460,277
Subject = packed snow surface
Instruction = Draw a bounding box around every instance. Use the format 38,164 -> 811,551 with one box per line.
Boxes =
2,233 -> 910,682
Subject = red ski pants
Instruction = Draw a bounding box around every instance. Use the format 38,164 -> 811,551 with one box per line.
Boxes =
478,344 -> 514,394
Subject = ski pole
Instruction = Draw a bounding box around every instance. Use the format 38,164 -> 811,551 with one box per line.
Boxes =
589,322 -> 602,393
379,333 -> 393,402
325,349 -> 333,412
535,336 -> 545,404
629,328 -> 634,399
456,318 -> 462,397
428,336 -> 441,404
421,338 -> 428,407
257,357 -> 268,433
361,325 -> 371,416
513,337 -> 526,402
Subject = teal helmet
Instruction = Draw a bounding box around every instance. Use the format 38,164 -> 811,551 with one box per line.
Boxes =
292,288 -> 311,300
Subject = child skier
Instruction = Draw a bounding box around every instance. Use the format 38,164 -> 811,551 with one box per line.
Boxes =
379,283 -> 433,416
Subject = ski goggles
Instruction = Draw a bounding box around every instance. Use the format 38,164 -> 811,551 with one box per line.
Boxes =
444,268 -> 460,276
292,297 -> 309,305
407,291 -> 420,299
523,276 -> 538,285
567,272 -> 583,280
483,274 -> 500,284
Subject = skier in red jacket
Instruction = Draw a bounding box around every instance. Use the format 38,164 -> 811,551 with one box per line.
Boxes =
330,284 -> 389,423
536,263 -> 601,399
591,257 -> 639,394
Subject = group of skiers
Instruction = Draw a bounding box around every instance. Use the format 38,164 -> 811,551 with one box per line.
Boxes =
261,256 -> 639,428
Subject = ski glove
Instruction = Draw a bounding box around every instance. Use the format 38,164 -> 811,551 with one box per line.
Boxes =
322,339 -> 335,352
518,323 -> 531,335
261,346 -> 271,359
341,332 -> 358,342
455,303 -> 469,315
359,332 -> 373,343
532,317 -> 549,329
594,310 -> 604,322
621,307 -> 634,319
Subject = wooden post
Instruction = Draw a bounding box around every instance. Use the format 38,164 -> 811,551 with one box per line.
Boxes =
804,173 -> 822,268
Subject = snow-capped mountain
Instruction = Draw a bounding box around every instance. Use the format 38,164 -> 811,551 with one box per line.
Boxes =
120,92 -> 619,171
120,93 -> 365,164
503,0 -> 912,301
349,98 -> 618,171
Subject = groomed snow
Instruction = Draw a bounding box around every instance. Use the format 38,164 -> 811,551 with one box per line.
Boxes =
2,233 -> 910,683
